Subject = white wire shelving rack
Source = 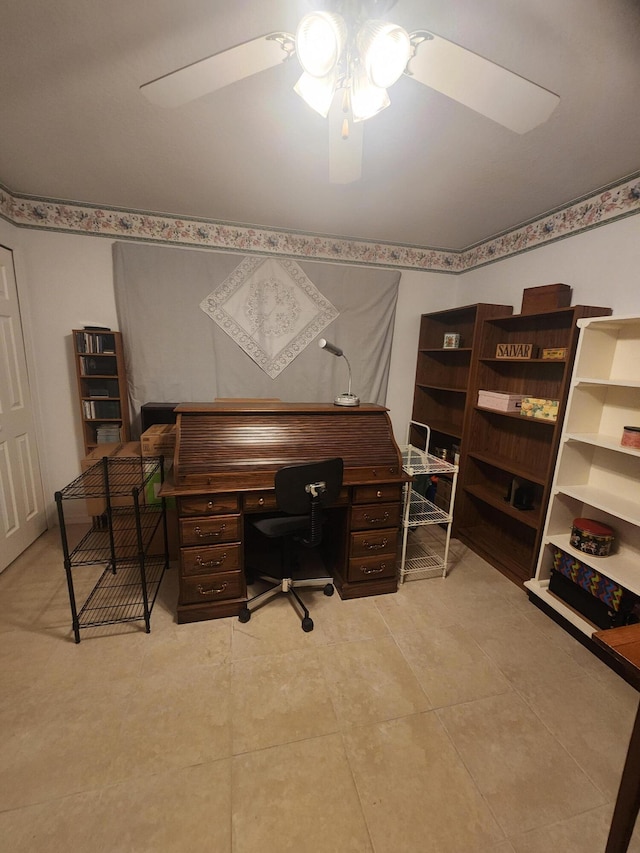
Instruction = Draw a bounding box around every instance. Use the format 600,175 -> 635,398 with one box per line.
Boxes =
399,421 -> 459,582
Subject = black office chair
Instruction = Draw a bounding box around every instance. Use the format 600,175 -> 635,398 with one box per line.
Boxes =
238,457 -> 344,632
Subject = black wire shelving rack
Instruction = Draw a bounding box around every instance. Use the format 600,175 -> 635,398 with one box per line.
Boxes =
55,455 -> 169,643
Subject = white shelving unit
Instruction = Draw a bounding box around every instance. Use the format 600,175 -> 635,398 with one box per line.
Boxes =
525,315 -> 640,636
399,421 -> 459,582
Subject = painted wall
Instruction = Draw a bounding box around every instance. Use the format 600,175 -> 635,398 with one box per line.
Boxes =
2,212 -> 639,522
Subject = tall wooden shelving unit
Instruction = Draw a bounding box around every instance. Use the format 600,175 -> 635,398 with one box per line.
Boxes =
409,304 -> 512,459
525,314 -> 640,635
73,329 -> 130,455
455,304 -> 611,586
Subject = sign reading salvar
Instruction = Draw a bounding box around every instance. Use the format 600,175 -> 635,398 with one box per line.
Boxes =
495,342 -> 535,359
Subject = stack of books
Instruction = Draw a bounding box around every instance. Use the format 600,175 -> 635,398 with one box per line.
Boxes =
96,424 -> 121,444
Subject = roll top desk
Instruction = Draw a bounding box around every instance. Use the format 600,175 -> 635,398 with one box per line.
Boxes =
162,402 -> 406,623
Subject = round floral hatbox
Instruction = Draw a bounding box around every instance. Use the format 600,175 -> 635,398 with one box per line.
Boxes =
570,517 -> 615,557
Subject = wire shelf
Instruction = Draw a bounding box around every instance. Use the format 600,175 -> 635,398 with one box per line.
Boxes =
68,506 -> 164,566
56,454 -> 168,641
398,538 -> 447,579
58,455 -> 161,499
401,444 -> 458,476
76,557 -> 166,628
403,490 -> 452,526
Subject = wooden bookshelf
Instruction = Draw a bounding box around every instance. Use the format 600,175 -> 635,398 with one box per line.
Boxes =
73,329 -> 130,455
454,304 -> 611,586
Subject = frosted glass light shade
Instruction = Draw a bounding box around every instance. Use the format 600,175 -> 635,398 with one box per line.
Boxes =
295,12 -> 346,78
358,20 -> 411,89
294,71 -> 337,118
350,66 -> 390,121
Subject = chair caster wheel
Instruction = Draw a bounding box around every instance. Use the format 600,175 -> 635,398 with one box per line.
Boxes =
302,617 -> 314,632
323,584 -> 334,596
238,608 -> 251,624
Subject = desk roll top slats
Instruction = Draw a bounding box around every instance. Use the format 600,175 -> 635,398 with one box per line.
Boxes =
165,402 -> 406,623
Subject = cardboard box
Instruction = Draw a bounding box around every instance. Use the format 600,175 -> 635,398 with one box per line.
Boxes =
520,397 -> 559,421
477,390 -> 524,413
81,443 -> 122,516
141,424 -> 176,457
521,283 -> 572,314
83,440 -> 178,560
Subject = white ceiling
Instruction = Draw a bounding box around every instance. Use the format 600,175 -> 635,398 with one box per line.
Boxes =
1,0 -> 639,250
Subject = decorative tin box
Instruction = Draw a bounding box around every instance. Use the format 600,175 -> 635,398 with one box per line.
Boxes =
621,426 -> 640,449
570,517 -> 615,556
519,397 -> 559,421
477,390 -> 524,413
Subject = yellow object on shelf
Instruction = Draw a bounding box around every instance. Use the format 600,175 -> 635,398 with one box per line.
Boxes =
520,397 -> 559,421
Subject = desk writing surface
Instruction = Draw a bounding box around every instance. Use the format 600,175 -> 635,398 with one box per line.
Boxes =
593,625 -> 640,692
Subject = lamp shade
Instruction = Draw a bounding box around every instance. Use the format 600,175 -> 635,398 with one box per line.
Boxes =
350,66 -> 390,122
295,12 -> 347,78
358,20 -> 411,89
294,71 -> 337,117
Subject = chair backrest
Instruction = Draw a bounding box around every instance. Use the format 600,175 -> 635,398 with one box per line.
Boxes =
274,458 -> 344,516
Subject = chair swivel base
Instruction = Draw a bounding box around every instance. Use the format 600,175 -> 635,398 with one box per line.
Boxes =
238,575 -> 334,632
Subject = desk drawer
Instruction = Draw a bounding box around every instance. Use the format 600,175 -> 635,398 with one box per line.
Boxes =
181,542 -> 241,577
178,493 -> 239,516
180,570 -> 244,604
180,515 -> 241,546
348,554 -> 397,583
244,492 -> 277,512
352,484 -> 402,504
350,528 -> 398,559
351,502 -> 401,531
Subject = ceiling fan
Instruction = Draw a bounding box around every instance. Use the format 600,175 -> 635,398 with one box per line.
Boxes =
140,0 -> 559,184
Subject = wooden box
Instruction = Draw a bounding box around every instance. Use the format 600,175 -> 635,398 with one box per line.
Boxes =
521,283 -> 572,314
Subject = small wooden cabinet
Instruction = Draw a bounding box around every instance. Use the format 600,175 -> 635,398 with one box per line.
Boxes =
73,329 -> 130,454
455,304 -> 611,585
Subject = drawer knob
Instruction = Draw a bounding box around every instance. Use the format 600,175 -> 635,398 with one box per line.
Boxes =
258,497 -> 265,506
364,511 -> 389,524
363,564 -> 385,574
197,582 -> 228,596
376,490 -> 382,498
194,524 -> 225,539
207,501 -> 214,510
363,537 -> 388,551
196,553 -> 226,568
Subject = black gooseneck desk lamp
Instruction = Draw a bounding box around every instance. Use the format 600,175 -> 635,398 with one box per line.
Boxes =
318,338 -> 360,407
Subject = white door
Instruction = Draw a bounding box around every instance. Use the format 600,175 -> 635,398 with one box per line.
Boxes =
0,245 -> 47,572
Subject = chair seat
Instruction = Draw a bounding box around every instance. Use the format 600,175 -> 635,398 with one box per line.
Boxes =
252,514 -> 310,538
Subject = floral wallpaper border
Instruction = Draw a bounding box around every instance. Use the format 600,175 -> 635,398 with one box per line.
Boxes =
1,172 -> 639,274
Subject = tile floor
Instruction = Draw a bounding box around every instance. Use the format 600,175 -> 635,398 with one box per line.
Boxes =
1,527 -> 640,852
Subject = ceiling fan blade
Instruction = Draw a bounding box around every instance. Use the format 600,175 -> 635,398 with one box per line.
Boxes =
140,34 -> 294,108
328,94 -> 363,184
406,32 -> 559,134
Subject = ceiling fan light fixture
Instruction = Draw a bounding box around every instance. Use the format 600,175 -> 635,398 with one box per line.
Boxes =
294,71 -> 337,118
358,20 -> 411,89
295,12 -> 346,78
350,66 -> 390,121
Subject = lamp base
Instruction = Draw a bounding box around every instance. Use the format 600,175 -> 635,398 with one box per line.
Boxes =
334,393 -> 360,407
